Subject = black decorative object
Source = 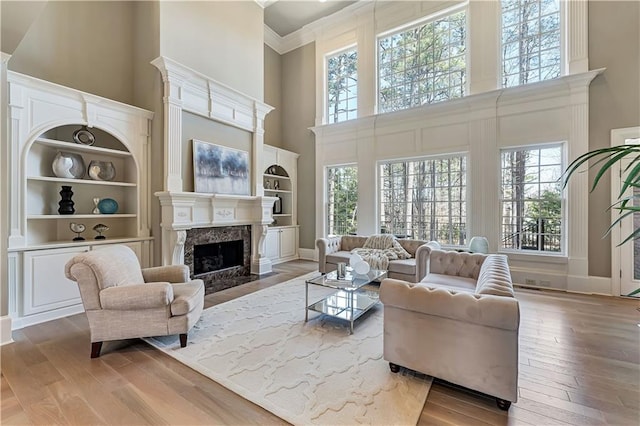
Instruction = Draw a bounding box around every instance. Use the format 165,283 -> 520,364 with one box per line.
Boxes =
73,126 -> 95,146
93,223 -> 109,240
58,185 -> 75,215
273,194 -> 282,214
70,222 -> 86,241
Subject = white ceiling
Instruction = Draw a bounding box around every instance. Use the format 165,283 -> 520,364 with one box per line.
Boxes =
264,0 -> 357,37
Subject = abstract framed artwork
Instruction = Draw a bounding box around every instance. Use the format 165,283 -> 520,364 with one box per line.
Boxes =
193,139 -> 250,195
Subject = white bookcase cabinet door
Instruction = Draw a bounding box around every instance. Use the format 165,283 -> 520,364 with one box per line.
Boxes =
265,226 -> 299,264
23,246 -> 87,316
279,226 -> 297,259
265,228 -> 280,260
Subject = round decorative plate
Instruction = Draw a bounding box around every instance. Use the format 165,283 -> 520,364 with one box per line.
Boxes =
72,126 -> 96,146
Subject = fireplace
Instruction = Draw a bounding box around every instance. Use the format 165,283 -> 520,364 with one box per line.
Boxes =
184,225 -> 254,294
194,240 -> 243,275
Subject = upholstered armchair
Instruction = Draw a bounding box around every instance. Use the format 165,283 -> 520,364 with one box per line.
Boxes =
65,245 -> 205,358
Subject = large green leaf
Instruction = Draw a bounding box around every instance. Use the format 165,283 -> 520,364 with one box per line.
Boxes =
563,144 -> 640,244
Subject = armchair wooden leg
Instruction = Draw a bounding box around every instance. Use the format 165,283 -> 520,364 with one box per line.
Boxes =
179,334 -> 188,348
496,398 -> 511,411
91,342 -> 103,358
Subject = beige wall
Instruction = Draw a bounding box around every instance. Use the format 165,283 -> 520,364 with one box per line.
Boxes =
0,1 -> 47,54
264,45 -> 283,147
181,112 -> 253,192
159,1 -> 264,101
588,0 -> 640,277
282,43 -> 316,249
132,0 -> 163,266
8,1 -> 135,105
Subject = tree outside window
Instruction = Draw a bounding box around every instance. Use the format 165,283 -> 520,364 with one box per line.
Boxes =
500,144 -> 563,252
379,155 -> 467,244
327,49 -> 358,124
327,165 -> 358,235
502,0 -> 561,88
378,8 -> 466,113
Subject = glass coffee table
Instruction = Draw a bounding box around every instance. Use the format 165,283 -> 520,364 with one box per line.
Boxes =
305,268 -> 387,334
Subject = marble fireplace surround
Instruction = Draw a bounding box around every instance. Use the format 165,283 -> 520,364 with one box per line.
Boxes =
185,225 -> 251,294
153,56 -> 276,275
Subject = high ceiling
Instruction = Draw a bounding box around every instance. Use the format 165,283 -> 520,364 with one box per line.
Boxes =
264,0 -> 357,37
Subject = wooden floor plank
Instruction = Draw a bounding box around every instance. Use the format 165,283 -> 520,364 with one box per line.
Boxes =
2,260 -> 639,426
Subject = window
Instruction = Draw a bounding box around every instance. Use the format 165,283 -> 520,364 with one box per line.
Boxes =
500,144 -> 564,253
327,48 -> 358,124
379,155 -> 467,244
327,165 -> 358,235
501,0 -> 561,88
378,7 -> 466,113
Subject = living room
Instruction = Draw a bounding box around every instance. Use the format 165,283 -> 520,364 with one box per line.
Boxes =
1,0 -> 639,425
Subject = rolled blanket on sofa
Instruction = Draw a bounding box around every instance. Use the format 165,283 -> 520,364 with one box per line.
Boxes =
351,234 -> 411,270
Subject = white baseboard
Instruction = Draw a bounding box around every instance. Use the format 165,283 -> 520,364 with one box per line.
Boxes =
298,248 -> 317,261
0,315 -> 13,345
10,304 -> 85,331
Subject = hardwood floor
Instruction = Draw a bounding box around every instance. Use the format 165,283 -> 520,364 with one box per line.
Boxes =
2,259 -> 639,425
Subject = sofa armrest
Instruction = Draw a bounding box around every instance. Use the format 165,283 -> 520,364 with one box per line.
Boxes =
415,245 -> 432,282
380,278 -> 519,330
476,255 -> 514,297
142,265 -> 190,283
99,282 -> 174,310
316,236 -> 342,273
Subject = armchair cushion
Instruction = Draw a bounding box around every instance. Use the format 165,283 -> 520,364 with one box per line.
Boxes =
99,282 -> 174,310
66,245 -> 144,289
142,265 -> 190,283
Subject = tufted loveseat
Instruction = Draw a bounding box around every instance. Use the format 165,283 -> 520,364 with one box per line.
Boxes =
380,249 -> 519,410
316,235 -> 430,282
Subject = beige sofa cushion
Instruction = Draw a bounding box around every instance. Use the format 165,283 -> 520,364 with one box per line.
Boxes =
387,258 -> 416,276
421,273 -> 477,292
326,251 -> 352,264
429,249 -> 486,279
380,279 -> 520,330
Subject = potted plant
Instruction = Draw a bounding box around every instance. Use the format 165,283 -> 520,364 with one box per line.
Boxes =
563,144 -> 640,244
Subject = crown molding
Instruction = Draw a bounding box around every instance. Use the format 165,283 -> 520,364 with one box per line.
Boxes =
264,1 -> 373,55
255,0 -> 279,9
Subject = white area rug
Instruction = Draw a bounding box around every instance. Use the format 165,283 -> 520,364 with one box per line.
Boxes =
146,272 -> 432,425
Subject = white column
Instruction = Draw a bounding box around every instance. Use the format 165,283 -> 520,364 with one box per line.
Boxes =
1,52 -> 13,340
566,75 -> 594,292
151,57 -> 186,192
7,68 -> 25,248
566,0 -> 589,74
468,93 -> 501,250
468,0 -> 500,94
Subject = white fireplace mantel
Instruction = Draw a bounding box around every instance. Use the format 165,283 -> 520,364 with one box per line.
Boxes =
156,191 -> 277,274
152,56 -> 276,275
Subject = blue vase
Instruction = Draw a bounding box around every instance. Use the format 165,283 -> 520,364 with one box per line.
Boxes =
97,198 -> 118,214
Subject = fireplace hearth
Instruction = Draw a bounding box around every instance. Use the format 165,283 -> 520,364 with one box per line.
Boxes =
184,226 -> 252,294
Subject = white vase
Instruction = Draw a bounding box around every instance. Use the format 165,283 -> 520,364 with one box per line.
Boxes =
52,151 -> 85,179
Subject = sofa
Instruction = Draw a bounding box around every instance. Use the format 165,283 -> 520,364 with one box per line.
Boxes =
316,235 -> 430,282
380,248 -> 519,410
